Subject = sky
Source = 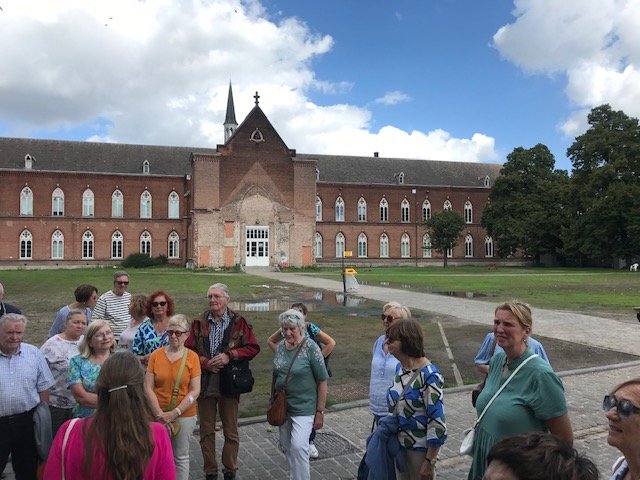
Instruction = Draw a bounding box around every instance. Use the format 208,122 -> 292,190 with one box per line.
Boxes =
1,0 -> 639,173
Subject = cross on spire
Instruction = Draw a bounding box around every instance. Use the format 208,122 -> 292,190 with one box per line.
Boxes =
254,91 -> 260,105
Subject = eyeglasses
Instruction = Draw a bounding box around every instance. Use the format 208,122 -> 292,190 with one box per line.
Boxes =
115,281 -> 129,285
166,330 -> 187,337
94,332 -> 114,340
381,314 -> 399,322
603,394 -> 640,418
152,301 -> 167,307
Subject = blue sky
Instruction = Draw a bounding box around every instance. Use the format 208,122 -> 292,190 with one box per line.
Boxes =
1,0 -> 639,173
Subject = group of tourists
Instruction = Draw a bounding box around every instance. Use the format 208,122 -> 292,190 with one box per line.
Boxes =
1,273 -> 639,480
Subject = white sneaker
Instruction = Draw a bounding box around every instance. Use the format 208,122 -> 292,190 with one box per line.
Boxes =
309,442 -> 319,459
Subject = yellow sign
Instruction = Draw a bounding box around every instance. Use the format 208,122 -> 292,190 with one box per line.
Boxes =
344,250 -> 353,257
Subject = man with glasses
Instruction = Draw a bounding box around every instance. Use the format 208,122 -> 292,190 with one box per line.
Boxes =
92,270 -> 132,341
185,283 -> 260,480
0,313 -> 54,480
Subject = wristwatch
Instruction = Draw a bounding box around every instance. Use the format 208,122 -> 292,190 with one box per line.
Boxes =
424,457 -> 437,466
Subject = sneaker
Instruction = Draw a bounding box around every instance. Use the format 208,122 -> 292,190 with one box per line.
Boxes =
309,442 -> 319,459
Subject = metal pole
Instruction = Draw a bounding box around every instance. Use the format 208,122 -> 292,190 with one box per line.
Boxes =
412,189 -> 418,267
341,252 -> 346,293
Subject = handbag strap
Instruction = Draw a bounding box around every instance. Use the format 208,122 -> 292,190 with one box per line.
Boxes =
271,338 -> 306,394
61,418 -> 80,480
475,354 -> 538,426
394,361 -> 429,416
167,349 -> 188,411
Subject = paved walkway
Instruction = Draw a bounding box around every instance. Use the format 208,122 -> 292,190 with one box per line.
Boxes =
4,270 -> 639,479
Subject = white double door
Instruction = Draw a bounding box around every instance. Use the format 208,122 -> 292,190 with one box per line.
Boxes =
245,226 -> 269,266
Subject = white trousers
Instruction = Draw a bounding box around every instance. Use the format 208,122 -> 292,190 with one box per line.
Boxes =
279,415 -> 314,480
171,415 -> 198,480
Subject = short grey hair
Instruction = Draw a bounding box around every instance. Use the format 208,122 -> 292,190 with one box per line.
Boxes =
0,313 -> 27,329
113,270 -> 129,281
279,308 -> 305,331
208,283 -> 230,299
64,308 -> 87,327
168,314 -> 190,332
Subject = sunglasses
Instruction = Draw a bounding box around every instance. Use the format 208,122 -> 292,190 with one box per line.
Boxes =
116,281 -> 129,285
381,314 -> 399,322
166,330 -> 187,337
152,301 -> 167,307
603,394 -> 640,418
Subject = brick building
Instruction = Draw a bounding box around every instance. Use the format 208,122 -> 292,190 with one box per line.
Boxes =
0,87 -> 502,268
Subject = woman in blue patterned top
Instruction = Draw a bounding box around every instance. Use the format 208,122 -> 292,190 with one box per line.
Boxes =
386,319 -> 446,480
132,290 -> 174,365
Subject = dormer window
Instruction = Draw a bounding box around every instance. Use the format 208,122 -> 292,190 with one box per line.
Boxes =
25,154 -> 34,170
143,160 -> 150,174
483,175 -> 490,187
250,128 -> 265,143
315,168 -> 320,181
398,172 -> 405,184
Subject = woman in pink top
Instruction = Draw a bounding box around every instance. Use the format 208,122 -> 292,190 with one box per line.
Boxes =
44,351 -> 175,480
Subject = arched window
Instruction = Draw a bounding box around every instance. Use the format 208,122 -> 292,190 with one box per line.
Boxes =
51,230 -> 64,259
401,199 -> 410,223
82,231 -> 94,259
168,231 -> 180,259
357,197 -> 367,222
314,232 -> 323,258
465,234 -> 473,257
168,191 -> 180,219
142,160 -> 150,174
422,234 -> 432,258
335,197 -> 345,222
398,172 -> 405,184
315,196 -> 323,221
140,231 -> 152,255
335,233 -> 345,258
140,190 -> 152,218
315,168 -> 320,181
484,175 -> 490,188
358,233 -> 367,257
443,200 -> 452,211
112,189 -> 123,217
379,198 -> 389,222
422,200 -> 431,222
111,231 -> 124,259
464,201 -> 473,224
379,233 -> 389,258
20,230 -> 33,259
52,187 -> 64,216
485,236 -> 494,258
20,187 -> 33,216
400,233 -> 410,258
82,189 -> 94,217
446,246 -> 453,258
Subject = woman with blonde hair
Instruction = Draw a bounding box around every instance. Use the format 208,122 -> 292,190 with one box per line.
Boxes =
604,377 -> 640,480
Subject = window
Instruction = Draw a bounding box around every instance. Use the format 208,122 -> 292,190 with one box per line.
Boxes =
143,160 -> 150,174
485,236 -> 494,258
443,200 -> 452,211
465,234 -> 473,257
168,191 -> 180,219
20,230 -> 32,259
464,201 -> 473,224
422,234 -> 432,258
379,198 -> 389,222
357,197 -> 367,222
168,231 -> 180,259
484,175 -> 490,188
315,168 -> 320,181
422,200 -> 431,221
400,233 -> 410,258
398,172 -> 405,184
314,232 -> 323,258
111,231 -> 124,259
379,233 -> 389,258
82,189 -> 94,217
315,196 -> 322,221
52,188 -> 64,216
140,190 -> 152,218
401,199 -> 410,223
335,233 -> 345,258
335,197 -> 345,222
51,230 -> 64,259
446,246 -> 453,258
82,231 -> 94,259
20,187 -> 33,216
358,233 -> 367,257
112,190 -> 123,217
140,231 -> 152,255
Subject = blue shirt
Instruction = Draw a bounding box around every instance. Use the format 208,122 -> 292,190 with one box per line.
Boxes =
369,334 -> 400,417
474,332 -> 549,365
132,318 -> 168,356
0,342 -> 54,416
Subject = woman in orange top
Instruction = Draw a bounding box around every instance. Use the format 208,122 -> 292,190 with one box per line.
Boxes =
145,314 -> 201,480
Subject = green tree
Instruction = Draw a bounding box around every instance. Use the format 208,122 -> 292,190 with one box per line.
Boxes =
482,144 -> 569,263
564,104 -> 640,266
426,210 -> 465,267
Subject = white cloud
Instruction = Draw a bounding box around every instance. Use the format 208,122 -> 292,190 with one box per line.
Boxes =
0,0 -> 498,164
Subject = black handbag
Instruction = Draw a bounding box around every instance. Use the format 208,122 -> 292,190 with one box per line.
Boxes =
219,359 -> 254,395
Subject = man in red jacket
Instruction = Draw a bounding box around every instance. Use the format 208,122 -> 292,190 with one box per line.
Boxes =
185,283 -> 260,480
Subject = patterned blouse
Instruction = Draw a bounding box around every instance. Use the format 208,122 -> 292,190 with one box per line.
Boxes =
67,355 -> 102,418
132,318 -> 168,356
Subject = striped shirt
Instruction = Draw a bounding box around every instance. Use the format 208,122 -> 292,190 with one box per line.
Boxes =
92,290 -> 132,340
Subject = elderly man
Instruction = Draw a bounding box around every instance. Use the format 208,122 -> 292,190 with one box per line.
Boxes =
186,283 -> 260,480
0,313 -> 54,480
0,283 -> 21,317
92,270 -> 131,341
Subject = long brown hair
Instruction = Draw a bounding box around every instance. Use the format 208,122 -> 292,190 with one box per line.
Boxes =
83,351 -> 156,480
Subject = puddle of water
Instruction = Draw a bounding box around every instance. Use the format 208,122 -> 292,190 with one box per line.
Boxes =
231,289 -> 372,315
358,280 -> 491,299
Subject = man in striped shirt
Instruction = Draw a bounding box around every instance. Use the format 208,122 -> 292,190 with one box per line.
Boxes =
92,270 -> 132,341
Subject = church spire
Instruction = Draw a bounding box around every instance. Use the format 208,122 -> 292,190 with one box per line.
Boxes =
224,82 -> 238,143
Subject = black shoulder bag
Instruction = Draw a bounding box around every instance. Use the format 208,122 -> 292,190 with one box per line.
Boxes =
219,314 -> 255,396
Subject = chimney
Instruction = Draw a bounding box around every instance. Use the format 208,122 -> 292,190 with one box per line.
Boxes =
373,152 -> 379,158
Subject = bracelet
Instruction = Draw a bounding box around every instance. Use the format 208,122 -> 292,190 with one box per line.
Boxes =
175,407 -> 182,416
316,410 -> 324,415
424,457 -> 437,466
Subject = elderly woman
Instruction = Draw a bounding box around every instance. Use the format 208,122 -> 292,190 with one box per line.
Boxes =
48,284 -> 97,338
145,314 -> 201,480
386,319 -> 446,480
133,290 -> 174,364
40,309 -> 87,435
604,378 -> 640,479
272,308 -> 329,480
68,319 -> 115,418
369,301 -> 411,425
46,351 -> 175,479
468,301 -> 573,480
118,294 -> 148,352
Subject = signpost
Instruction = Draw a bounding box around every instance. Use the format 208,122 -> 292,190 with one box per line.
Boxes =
341,250 -> 352,293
